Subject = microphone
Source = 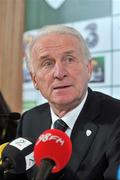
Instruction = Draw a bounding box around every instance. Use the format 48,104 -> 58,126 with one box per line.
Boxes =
0,142 -> 9,178
34,129 -> 72,180
0,142 -> 9,165
0,137 -> 35,176
0,112 -> 21,121
0,113 -> 21,143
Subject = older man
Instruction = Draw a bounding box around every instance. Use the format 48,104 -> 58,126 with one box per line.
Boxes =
17,25 -> 120,180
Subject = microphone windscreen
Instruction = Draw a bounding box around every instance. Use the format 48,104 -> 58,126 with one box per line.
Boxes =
0,112 -> 21,121
1,137 -> 35,174
9,112 -> 21,120
34,129 -> 72,173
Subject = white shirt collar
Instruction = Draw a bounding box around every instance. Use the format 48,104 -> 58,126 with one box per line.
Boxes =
50,90 -> 88,131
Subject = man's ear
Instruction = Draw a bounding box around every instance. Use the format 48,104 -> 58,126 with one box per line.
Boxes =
30,72 -> 39,90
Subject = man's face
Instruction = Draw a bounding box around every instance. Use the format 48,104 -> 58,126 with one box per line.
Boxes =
31,33 -> 92,109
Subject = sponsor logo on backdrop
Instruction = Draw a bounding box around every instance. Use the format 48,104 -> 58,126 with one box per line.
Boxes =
45,0 -> 66,10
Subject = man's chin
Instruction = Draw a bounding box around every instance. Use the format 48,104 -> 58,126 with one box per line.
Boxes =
51,98 -> 75,106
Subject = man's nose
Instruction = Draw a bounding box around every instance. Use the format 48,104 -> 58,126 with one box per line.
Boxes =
53,62 -> 67,79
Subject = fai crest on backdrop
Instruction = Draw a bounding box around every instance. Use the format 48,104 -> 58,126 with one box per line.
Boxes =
45,0 -> 66,10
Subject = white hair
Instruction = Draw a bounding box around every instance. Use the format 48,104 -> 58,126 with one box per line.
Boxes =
25,25 -> 92,72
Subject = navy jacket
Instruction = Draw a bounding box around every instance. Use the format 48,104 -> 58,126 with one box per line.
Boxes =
17,88 -> 120,180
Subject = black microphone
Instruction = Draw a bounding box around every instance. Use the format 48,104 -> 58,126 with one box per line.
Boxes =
0,137 -> 35,176
0,112 -> 21,121
0,113 -> 21,142
0,112 -> 21,129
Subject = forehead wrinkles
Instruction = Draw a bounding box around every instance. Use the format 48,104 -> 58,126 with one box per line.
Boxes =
32,44 -> 66,61
31,34 -> 82,59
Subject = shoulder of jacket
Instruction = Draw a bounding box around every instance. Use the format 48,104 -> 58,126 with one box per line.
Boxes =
23,102 -> 50,115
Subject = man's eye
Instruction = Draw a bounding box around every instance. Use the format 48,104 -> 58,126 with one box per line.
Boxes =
42,60 -> 54,68
45,61 -> 52,66
65,56 -> 74,63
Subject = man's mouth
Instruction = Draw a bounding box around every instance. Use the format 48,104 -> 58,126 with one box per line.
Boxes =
53,85 -> 71,90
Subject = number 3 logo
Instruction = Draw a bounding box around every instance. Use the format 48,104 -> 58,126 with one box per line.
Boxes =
85,23 -> 99,48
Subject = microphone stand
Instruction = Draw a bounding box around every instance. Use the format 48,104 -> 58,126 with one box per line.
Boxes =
36,159 -> 55,180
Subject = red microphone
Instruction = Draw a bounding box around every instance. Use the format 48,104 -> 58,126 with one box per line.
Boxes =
34,129 -> 72,180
